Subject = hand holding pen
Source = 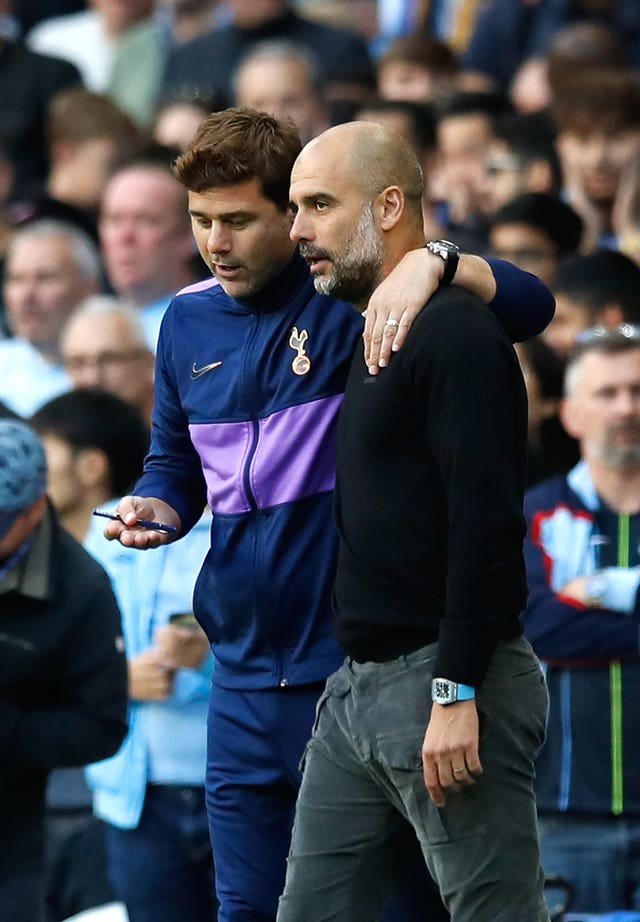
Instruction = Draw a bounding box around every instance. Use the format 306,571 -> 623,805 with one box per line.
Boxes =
99,496 -> 181,549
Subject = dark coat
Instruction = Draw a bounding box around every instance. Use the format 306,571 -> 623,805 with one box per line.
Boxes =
0,506 -> 128,879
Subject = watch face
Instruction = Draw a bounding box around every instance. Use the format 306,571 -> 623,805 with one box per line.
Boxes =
433,679 -> 454,704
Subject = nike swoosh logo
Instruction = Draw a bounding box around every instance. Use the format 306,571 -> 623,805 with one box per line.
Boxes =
191,361 -> 223,380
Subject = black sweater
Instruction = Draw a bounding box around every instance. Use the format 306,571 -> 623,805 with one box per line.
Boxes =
334,288 -> 528,687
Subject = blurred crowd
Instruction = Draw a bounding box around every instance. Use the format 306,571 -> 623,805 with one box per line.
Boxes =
2,0 -> 640,920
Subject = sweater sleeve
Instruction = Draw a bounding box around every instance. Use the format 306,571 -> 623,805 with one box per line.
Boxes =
134,310 -> 208,536
522,497 -> 640,661
418,299 -> 529,686
485,257 -> 555,342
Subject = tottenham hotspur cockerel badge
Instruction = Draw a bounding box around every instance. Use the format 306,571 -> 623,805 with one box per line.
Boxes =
289,327 -> 311,375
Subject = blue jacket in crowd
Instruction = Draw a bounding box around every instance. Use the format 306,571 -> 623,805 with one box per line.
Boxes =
523,462 -> 640,817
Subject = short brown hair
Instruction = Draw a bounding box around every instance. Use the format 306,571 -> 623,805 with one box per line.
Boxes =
552,69 -> 640,136
48,87 -> 138,146
172,107 -> 302,211
379,34 -> 458,78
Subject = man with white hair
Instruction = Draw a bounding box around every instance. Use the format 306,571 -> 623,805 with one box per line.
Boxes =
522,324 -> 640,913
62,295 -> 155,423
0,219 -> 102,415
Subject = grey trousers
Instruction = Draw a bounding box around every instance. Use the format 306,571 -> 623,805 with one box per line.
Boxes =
277,635 -> 550,922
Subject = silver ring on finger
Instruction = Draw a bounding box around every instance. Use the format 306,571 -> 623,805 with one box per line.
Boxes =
384,317 -> 399,328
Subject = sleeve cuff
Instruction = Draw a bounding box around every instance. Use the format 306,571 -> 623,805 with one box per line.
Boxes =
601,567 -> 640,613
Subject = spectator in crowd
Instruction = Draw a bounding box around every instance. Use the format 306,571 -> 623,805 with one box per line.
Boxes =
522,324 -> 640,912
0,418 -> 128,922
103,106 -> 554,922
32,388 -> 150,544
433,90 -> 512,249
46,87 -> 139,229
376,0 -> 484,57
461,0 -> 640,90
502,20 -> 624,116
488,191 -> 583,286
61,296 -> 156,424
0,218 -> 102,416
515,336 -> 579,487
279,116 -> 549,922
233,40 -> 328,144
27,0 -> 154,94
157,0 -> 230,46
161,0 -> 374,108
552,68 -> 640,253
0,22 -> 81,198
29,389 -> 147,922
545,249 -> 640,359
376,32 -> 458,106
480,112 -> 562,217
153,95 -> 212,152
99,144 -> 201,350
32,388 -> 216,922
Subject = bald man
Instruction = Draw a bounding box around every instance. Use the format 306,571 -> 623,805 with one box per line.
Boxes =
103,109 -> 554,922
279,122 -> 551,922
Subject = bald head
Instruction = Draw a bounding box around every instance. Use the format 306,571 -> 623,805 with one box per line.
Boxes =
302,121 -> 424,211
290,121 -> 426,306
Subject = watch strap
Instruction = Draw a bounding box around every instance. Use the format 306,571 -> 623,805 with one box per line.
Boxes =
426,239 -> 460,287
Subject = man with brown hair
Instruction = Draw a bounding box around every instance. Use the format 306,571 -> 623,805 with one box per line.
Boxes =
103,108 -> 554,921
552,68 -> 640,251
46,86 -> 139,221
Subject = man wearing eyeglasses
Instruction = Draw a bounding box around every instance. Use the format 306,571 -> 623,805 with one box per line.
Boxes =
522,324 -> 640,914
61,296 -> 156,424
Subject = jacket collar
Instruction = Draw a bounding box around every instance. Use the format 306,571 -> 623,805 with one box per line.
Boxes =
567,460 -> 599,512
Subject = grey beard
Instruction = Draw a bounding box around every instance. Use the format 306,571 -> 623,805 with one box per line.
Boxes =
312,203 -> 384,304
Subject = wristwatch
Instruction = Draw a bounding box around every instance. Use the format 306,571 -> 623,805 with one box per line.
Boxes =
425,239 -> 460,287
586,571 -> 607,608
431,677 -> 476,706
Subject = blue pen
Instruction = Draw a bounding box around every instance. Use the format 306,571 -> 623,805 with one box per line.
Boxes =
92,508 -> 178,534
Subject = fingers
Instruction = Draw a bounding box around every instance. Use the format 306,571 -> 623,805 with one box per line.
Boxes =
103,496 -> 172,549
363,311 -> 415,375
422,754 -> 483,807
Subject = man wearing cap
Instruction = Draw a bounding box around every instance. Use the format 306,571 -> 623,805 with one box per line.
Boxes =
0,419 -> 128,922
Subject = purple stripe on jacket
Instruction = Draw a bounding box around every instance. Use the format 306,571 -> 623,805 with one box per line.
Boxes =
177,277 -> 220,296
189,394 -> 343,514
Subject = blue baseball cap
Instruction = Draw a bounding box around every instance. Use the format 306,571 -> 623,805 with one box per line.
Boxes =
0,420 -> 47,540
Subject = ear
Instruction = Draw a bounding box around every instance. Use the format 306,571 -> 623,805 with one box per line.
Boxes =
376,186 -> 404,231
558,396 -> 583,440
76,448 -> 109,490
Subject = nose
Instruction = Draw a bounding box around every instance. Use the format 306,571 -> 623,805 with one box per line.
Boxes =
290,209 -> 313,244
206,223 -> 231,255
68,358 -> 104,389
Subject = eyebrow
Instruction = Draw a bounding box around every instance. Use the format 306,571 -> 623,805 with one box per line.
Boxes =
289,191 -> 338,209
188,208 -> 256,220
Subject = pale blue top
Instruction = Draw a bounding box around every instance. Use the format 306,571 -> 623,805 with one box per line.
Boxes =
0,338 -> 70,416
85,509 -> 214,829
